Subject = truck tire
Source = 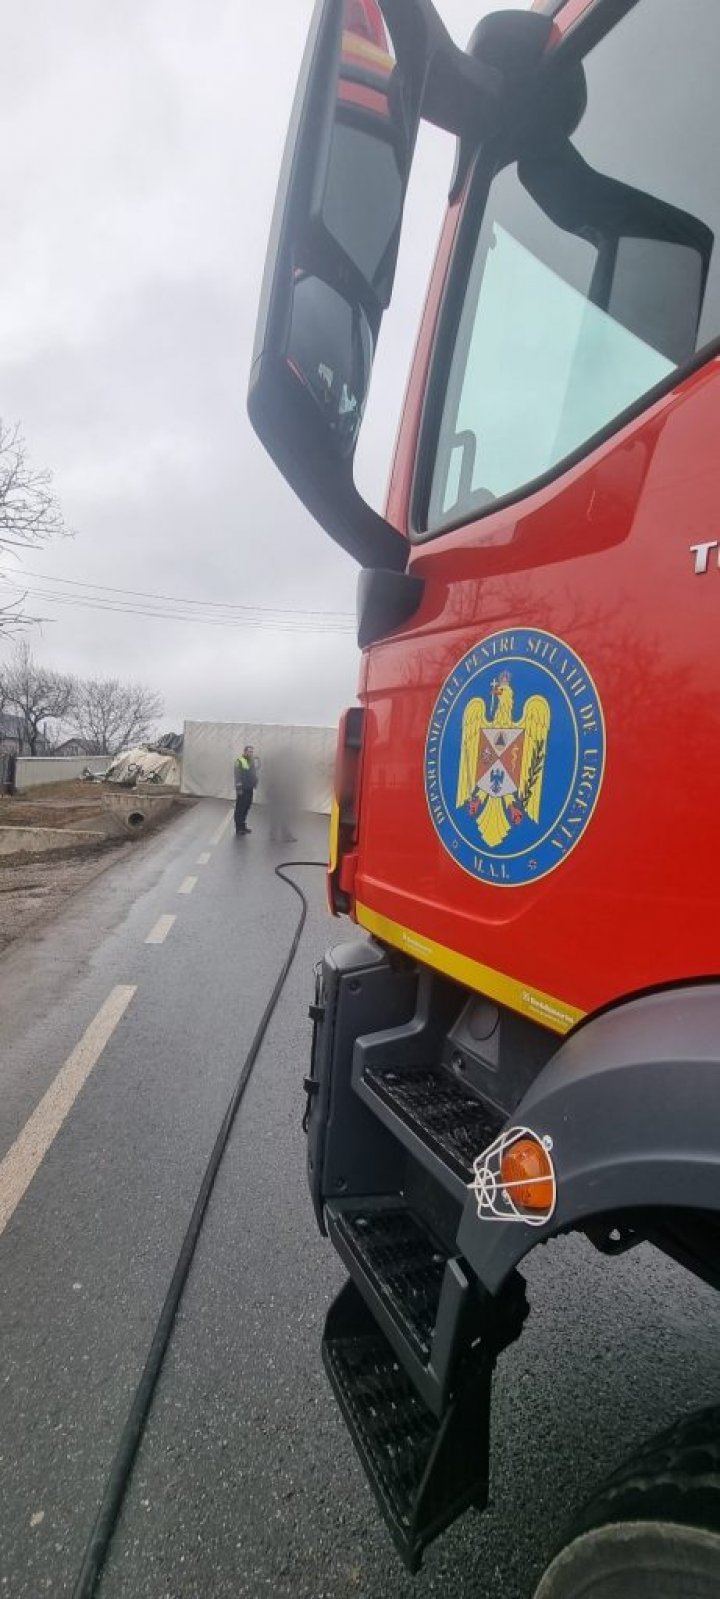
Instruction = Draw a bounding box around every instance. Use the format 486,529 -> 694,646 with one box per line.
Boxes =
533,1405 -> 720,1599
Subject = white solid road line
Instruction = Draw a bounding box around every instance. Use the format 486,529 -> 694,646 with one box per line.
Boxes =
178,876 -> 197,895
196,852 -> 211,866
0,985 -> 137,1237
208,809 -> 232,847
145,914 -> 176,945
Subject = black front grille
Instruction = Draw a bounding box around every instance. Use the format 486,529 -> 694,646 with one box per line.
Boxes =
363,1064 -> 503,1181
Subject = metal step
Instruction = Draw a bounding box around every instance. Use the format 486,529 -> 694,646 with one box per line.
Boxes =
326,1199 -> 473,1413
322,1280 -> 492,1572
362,1063 -> 503,1183
328,1203 -> 444,1362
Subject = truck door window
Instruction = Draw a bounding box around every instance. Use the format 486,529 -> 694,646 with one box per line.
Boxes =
424,0 -> 720,534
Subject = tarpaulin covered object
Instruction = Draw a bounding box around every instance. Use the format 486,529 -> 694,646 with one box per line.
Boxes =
181,722 -> 337,814
104,746 -> 181,788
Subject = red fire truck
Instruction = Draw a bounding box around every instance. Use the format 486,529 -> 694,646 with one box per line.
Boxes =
249,1 -> 720,1590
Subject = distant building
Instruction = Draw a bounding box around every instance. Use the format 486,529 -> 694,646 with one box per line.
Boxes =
0,715 -> 51,755
0,714 -> 27,754
53,737 -> 100,758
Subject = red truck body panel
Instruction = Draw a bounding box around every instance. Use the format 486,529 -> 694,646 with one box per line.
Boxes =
355,355 -> 720,1030
346,1 -> 720,1033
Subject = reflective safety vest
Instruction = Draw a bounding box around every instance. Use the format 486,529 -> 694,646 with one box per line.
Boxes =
235,754 -> 256,791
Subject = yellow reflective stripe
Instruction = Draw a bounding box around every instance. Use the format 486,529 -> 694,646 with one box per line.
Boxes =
328,799 -> 340,874
354,901 -> 584,1036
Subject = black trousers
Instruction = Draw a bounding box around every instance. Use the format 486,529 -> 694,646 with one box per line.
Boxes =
234,788 -> 253,831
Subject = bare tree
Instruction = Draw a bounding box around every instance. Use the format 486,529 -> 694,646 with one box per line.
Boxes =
0,420 -> 69,634
0,594 -> 40,636
4,641 -> 75,755
71,677 -> 163,755
0,421 -> 67,550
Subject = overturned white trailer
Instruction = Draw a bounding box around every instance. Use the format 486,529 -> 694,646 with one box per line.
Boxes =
181,721 -> 337,815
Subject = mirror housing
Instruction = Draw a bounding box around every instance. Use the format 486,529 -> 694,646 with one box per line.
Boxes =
248,0 -> 510,570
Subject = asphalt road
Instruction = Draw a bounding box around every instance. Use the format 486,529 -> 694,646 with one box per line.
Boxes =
1,798 -> 719,1599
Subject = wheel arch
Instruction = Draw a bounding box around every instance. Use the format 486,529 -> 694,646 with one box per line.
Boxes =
457,983 -> 720,1294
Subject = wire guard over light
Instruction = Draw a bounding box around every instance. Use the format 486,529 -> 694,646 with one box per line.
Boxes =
469,1126 -> 557,1227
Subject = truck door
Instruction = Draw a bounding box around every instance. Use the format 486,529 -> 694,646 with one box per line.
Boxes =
354,0 -> 720,1032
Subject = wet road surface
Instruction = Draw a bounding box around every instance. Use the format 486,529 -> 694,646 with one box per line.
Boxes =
1,799 -> 719,1598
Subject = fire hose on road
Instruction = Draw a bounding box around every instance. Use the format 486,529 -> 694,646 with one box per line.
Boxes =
73,860 -> 325,1599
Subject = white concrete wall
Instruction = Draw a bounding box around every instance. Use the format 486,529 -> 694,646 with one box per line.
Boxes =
15,756 -> 109,789
181,721 -> 337,813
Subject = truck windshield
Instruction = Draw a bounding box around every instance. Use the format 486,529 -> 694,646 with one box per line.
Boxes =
425,0 -> 720,533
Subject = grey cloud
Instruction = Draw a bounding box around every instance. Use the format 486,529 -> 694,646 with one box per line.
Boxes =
0,0 -> 514,730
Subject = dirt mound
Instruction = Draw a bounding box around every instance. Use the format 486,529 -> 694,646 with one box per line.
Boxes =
0,799 -> 108,830
3,780 -> 188,836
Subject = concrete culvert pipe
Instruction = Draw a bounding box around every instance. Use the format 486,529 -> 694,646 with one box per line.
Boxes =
127,811 -> 145,830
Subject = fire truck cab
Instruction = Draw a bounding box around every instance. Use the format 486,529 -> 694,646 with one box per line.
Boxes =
249,1 -> 720,1590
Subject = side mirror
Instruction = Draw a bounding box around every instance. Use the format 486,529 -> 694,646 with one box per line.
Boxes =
248,0 -> 510,570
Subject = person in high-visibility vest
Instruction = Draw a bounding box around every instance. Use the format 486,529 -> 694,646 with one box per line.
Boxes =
234,744 -> 258,834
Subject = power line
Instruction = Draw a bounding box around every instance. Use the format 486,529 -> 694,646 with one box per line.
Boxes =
0,587 -> 354,633
11,567 -> 355,622
0,576 -> 356,634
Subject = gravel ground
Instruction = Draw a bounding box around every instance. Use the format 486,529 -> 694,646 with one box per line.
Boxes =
0,843 -> 131,952
0,792 -> 193,952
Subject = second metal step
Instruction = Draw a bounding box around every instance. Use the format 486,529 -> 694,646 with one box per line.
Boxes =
327,1201 -> 446,1363
325,1197 -> 476,1414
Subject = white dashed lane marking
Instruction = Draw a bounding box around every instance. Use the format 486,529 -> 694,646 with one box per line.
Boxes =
145,914 -> 176,945
0,985 -> 137,1236
178,876 -> 197,896
208,810 -> 232,846
196,852 -> 211,866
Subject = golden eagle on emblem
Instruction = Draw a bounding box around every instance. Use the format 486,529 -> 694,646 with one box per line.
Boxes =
456,670 -> 551,848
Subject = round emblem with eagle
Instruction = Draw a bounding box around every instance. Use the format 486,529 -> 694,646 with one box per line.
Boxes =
424,629 -> 605,887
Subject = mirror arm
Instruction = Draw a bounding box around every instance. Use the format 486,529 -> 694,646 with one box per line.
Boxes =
380,0 -> 504,141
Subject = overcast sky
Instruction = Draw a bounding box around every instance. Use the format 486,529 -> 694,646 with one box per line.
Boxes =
0,0 -> 519,732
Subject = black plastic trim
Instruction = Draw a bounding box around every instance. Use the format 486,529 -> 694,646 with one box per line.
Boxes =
356,567 -> 425,648
306,942 -> 419,1230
